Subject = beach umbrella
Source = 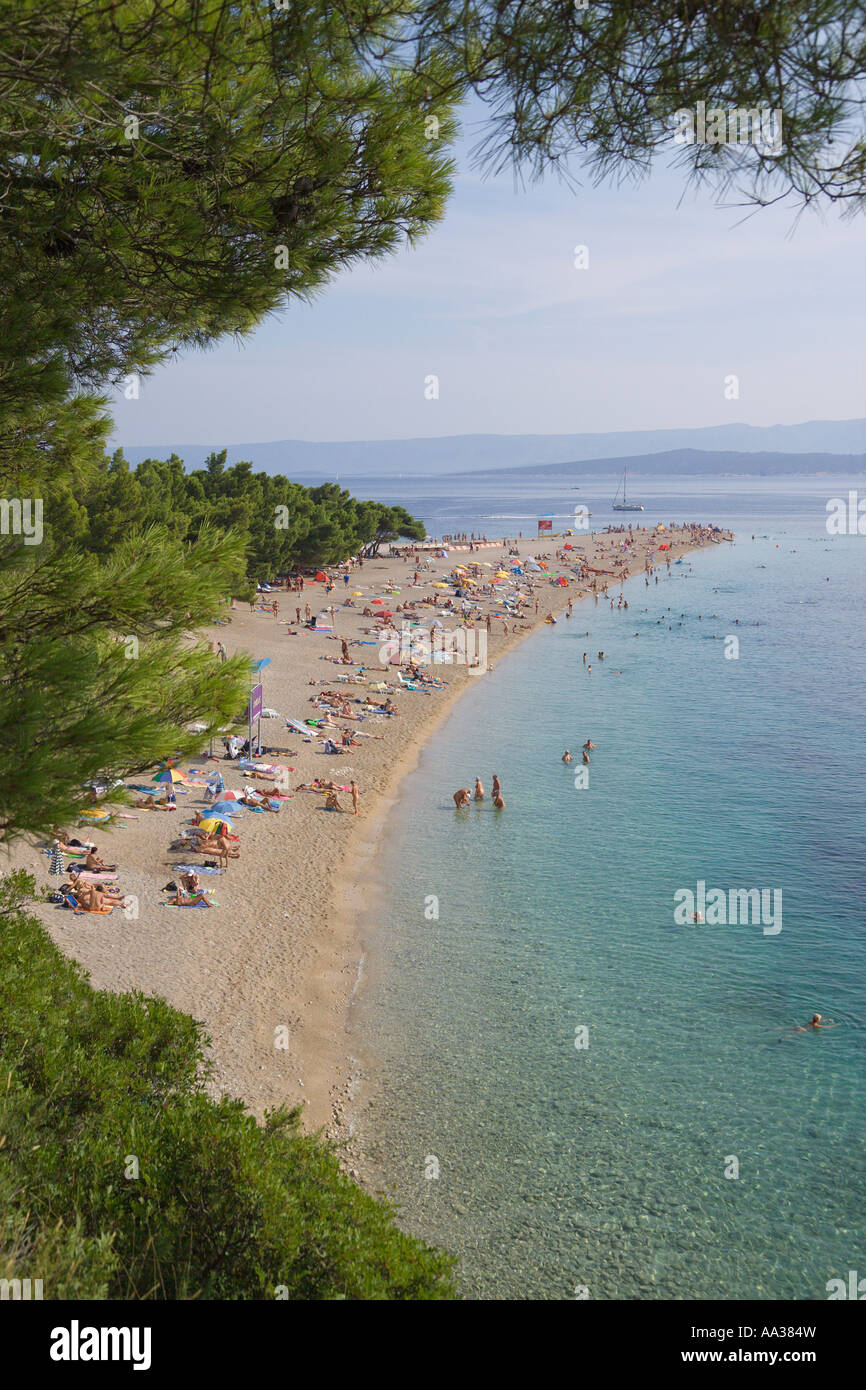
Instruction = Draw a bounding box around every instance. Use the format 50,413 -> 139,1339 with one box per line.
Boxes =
197,816 -> 233,834
352,590 -> 364,596
433,582 -> 449,588
48,846 -> 65,876
79,807 -> 111,823
153,767 -> 186,783
209,800 -> 241,818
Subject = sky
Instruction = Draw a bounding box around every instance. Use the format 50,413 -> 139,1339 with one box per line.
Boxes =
110,112 -> 866,450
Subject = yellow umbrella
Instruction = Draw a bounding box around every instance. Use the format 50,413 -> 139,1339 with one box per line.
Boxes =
352,590 -> 364,596
433,582 -> 449,588
198,815 -> 233,834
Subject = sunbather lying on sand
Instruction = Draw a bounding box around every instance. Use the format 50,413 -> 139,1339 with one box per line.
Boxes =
239,787 -> 279,811
169,885 -> 212,906
192,834 -> 238,868
52,832 -> 88,854
73,882 -> 123,912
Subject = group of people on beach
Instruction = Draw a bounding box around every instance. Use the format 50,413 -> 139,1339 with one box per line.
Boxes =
52,836 -> 130,913
454,775 -> 505,810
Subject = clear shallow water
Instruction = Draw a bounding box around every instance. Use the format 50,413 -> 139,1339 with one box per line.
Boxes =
354,479 -> 866,1300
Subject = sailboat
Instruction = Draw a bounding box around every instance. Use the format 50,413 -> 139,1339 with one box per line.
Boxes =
612,463 -> 644,511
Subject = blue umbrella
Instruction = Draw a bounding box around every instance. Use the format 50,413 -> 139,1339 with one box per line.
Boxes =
209,800 -> 244,818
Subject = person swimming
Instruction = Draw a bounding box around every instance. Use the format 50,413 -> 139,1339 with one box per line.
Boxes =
779,1012 -> 838,1039
562,750 -> 573,763
474,778 -> 485,800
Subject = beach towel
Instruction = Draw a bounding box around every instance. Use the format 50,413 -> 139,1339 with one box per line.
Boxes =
172,864 -> 225,875
63,895 -> 114,915
164,898 -> 215,908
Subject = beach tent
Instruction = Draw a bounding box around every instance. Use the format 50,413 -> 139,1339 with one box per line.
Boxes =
315,570 -> 328,581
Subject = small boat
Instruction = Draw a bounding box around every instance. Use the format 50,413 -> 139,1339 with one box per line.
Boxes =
612,464 -> 644,511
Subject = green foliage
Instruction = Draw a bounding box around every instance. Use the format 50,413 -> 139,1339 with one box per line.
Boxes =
0,875 -> 455,1301
413,1 -> 866,211
0,523 -> 251,844
58,449 -> 427,581
0,0 -> 458,413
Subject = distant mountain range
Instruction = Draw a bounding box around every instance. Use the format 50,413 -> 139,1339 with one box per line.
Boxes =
461,448 -> 866,479
117,418 -> 866,479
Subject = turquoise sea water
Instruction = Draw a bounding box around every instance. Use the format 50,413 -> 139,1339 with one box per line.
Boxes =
353,479 -> 866,1300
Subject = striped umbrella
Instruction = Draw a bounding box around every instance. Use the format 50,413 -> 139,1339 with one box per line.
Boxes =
153,767 -> 186,783
48,846 -> 65,876
197,816 -> 233,834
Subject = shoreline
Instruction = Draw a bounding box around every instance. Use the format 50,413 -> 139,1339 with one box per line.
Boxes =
304,531 -> 731,1145
9,527 -> 730,1151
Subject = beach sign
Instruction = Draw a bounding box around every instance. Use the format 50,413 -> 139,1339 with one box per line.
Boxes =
537,518 -> 553,532
248,683 -> 263,722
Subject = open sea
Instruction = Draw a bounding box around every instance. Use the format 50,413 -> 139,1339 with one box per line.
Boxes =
351,473 -> 866,1300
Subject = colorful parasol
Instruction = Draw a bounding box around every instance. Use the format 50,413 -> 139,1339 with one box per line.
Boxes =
197,816 -> 233,834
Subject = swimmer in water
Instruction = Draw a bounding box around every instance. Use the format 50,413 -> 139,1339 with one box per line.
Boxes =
492,792 -> 505,809
582,750 -> 590,765
474,778 -> 485,800
562,750 -> 573,763
779,1012 -> 838,1039
583,740 -> 595,750
453,788 -> 471,809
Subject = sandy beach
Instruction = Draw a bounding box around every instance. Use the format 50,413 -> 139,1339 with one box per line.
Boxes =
9,524 -> 729,1147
